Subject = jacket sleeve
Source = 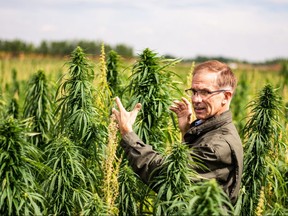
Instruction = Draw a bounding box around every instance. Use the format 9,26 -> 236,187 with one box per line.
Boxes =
120,132 -> 164,183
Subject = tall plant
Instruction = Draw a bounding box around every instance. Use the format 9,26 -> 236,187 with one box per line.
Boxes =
42,136 -> 97,215
151,141 -> 233,215
7,98 -> 19,119
151,141 -> 197,215
126,48 -> 181,151
178,179 -> 235,216
118,162 -> 148,216
94,43 -> 112,115
106,50 -> 121,98
9,68 -> 20,98
23,69 -> 54,148
55,46 -> 101,149
230,72 -> 249,136
279,60 -> 288,86
241,84 -> 287,215
102,115 -> 122,215
0,117 -> 46,215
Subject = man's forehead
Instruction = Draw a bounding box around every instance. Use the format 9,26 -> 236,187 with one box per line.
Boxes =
192,72 -> 218,86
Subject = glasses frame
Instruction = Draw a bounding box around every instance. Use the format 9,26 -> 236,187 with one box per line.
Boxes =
185,88 -> 229,98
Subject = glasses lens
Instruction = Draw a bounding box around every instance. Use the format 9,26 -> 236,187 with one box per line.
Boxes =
199,90 -> 210,97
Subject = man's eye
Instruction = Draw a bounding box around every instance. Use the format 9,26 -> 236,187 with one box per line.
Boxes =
200,90 -> 210,96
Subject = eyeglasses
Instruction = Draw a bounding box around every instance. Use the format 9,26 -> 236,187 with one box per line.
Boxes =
185,88 -> 229,98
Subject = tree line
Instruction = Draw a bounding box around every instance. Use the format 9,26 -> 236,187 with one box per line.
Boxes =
0,39 -> 134,57
1,39 -> 287,65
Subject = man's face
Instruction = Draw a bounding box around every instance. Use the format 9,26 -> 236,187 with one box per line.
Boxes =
191,71 -> 228,120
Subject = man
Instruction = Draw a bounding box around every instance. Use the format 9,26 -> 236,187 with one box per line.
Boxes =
112,60 -> 243,204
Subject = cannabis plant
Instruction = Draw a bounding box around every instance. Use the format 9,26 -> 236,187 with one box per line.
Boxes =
149,141 -> 233,215
126,48 -> 181,151
55,46 -> 101,150
241,84 -> 287,215
7,98 -> 19,119
177,179 -> 235,216
151,141 -> 197,215
230,72 -> 249,136
9,68 -> 20,97
118,162 -> 148,216
43,136 -> 96,215
0,117 -> 46,215
106,50 -> 121,98
280,60 -> 288,86
23,69 -> 54,148
81,192 -> 108,215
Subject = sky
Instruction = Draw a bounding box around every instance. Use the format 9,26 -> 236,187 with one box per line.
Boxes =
1,0 -> 288,62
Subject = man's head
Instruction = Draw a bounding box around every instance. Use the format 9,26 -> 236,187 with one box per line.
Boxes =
189,60 -> 237,120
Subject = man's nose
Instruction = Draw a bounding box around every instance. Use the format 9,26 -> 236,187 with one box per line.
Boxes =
192,93 -> 202,103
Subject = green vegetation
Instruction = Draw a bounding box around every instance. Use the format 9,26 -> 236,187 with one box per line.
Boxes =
240,84 -> 287,216
0,39 -> 134,57
126,48 -> 181,150
0,46 -> 287,215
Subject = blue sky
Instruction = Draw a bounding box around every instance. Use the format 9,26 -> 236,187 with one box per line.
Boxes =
1,0 -> 288,62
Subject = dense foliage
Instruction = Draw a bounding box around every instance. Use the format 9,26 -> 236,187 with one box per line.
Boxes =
0,46 -> 287,215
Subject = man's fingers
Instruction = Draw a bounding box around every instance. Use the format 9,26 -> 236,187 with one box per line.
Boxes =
112,108 -> 120,122
169,105 -> 179,111
182,97 -> 191,106
115,96 -> 125,111
135,103 -> 142,111
132,103 -> 142,115
112,107 -> 118,114
172,100 -> 187,110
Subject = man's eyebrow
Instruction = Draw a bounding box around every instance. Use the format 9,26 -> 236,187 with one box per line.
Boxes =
192,88 -> 211,91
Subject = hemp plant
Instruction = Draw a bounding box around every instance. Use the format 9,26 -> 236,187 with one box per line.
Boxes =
178,179 -> 235,216
0,117 -> 46,215
106,50 -> 122,98
279,60 -> 288,86
6,68 -> 20,98
23,69 -> 54,148
55,46 -> 100,150
117,162 -> 148,216
241,84 -> 287,215
42,136 -> 97,215
230,72 -> 249,136
126,48 -> 181,151
150,141 -> 233,215
7,98 -> 19,119
151,141 -> 197,215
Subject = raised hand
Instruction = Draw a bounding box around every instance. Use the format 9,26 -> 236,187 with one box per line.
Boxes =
112,97 -> 142,135
169,97 -> 192,135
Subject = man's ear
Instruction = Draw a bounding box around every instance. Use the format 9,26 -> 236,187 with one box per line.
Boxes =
223,91 -> 233,104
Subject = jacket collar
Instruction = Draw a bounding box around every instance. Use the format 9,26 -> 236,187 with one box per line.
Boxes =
184,110 -> 232,143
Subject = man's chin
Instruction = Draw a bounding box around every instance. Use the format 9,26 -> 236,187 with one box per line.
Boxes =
195,114 -> 206,120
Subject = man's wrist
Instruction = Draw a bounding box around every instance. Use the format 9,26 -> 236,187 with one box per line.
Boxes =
120,127 -> 133,136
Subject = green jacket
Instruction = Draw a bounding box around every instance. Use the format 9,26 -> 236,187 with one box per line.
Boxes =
120,110 -> 243,204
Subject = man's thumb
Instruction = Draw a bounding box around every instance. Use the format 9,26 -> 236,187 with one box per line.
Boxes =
133,103 -> 142,112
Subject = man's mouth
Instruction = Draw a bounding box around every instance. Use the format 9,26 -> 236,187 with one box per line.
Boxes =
194,107 -> 205,111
